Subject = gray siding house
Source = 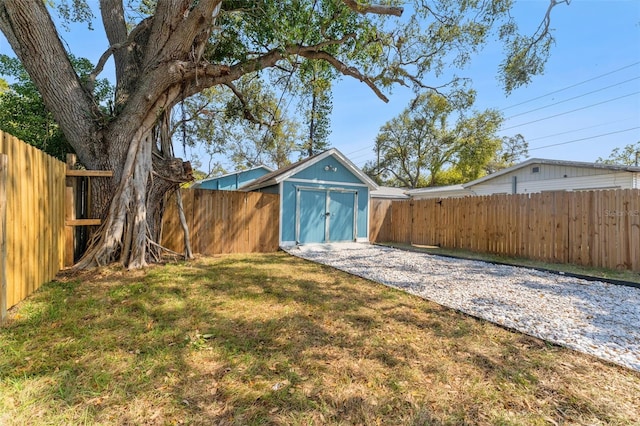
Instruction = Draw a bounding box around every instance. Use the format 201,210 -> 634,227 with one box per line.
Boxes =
409,158 -> 640,199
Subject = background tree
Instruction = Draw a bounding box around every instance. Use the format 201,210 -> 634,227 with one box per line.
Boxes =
596,142 -> 640,166
0,0 -> 565,268
484,134 -> 529,174
296,60 -> 333,157
0,54 -> 111,160
364,92 -> 522,188
176,76 -> 300,170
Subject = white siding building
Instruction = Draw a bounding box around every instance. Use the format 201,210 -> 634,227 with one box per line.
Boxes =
409,158 -> 640,199
370,186 -> 410,199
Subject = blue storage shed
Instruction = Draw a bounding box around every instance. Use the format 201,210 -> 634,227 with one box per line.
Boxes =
192,165 -> 273,190
241,149 -> 378,246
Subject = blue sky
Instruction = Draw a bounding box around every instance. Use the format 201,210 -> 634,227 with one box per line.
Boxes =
1,1 -> 639,172
334,0 -> 640,168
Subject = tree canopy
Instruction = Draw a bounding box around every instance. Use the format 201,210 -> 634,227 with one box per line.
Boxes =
0,54 -> 111,160
596,142 -> 640,166
364,92 -> 528,188
0,0 -> 564,268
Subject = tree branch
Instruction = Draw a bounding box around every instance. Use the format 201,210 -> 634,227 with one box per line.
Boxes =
99,0 -> 128,82
532,0 -> 571,46
342,0 -> 403,17
298,49 -> 389,103
223,82 -> 272,126
88,41 -> 131,88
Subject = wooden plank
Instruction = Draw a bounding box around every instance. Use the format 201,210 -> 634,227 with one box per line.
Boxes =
519,194 -> 528,258
65,155 -> 77,266
370,199 -> 392,242
567,191 -> 578,265
614,189 -> 625,269
160,191 -> 178,252
245,192 -> 260,252
0,154 -> 7,322
5,133 -> 18,307
55,158 -> 66,271
65,169 -> 113,177
629,190 -> 640,272
582,190 -> 592,266
17,136 -> 28,304
36,144 -> 45,287
591,191 -> 602,269
602,190 -> 612,269
192,189 -> 205,254
65,219 -> 102,226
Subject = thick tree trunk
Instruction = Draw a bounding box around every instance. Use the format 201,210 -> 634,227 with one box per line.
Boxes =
76,122 -> 192,269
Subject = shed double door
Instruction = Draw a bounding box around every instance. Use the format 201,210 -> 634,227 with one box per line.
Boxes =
296,188 -> 357,244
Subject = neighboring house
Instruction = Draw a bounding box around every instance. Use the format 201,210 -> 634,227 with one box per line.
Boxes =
241,149 -> 378,246
407,184 -> 472,199
371,186 -> 410,200
192,165 -> 273,190
409,158 -> 640,199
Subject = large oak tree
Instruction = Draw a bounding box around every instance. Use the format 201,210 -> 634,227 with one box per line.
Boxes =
0,0 -> 564,268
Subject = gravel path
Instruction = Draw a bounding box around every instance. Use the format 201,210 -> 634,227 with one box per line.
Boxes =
285,243 -> 640,372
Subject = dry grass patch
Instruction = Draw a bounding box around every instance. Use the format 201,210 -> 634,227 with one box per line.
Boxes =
1,252 -> 639,425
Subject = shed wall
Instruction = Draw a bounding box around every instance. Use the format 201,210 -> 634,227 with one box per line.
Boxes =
290,156 -> 364,184
280,180 -> 369,243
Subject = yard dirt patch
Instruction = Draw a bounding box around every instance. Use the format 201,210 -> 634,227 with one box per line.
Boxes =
1,253 -> 639,425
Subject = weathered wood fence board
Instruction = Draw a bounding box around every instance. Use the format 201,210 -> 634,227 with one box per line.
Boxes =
371,189 -> 640,272
0,131 -> 66,320
1,154 -> 7,320
162,188 -> 280,256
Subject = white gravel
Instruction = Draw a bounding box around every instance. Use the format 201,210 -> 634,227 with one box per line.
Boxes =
285,243 -> 640,372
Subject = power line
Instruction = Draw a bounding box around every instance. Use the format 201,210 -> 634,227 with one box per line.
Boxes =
345,145 -> 374,156
504,76 -> 640,120
524,117 -> 636,142
528,127 -> 640,152
501,61 -> 640,111
501,91 -> 640,131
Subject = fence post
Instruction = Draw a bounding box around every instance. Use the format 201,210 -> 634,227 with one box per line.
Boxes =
1,154 -> 7,323
65,154 -> 77,267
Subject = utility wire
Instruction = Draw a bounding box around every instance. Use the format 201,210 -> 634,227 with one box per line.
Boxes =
501,61 -> 640,111
524,117 -> 636,142
501,91 -> 640,131
528,127 -> 640,151
504,76 -> 640,120
345,145 -> 375,156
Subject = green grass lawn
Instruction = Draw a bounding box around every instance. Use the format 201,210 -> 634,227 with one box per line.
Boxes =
1,252 -> 639,425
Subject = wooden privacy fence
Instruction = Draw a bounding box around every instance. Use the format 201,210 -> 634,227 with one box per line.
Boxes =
162,188 -> 280,256
371,189 -> 640,272
0,131 -> 66,321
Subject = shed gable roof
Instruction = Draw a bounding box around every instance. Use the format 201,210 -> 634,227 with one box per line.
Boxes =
240,148 -> 378,191
193,164 -> 273,187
